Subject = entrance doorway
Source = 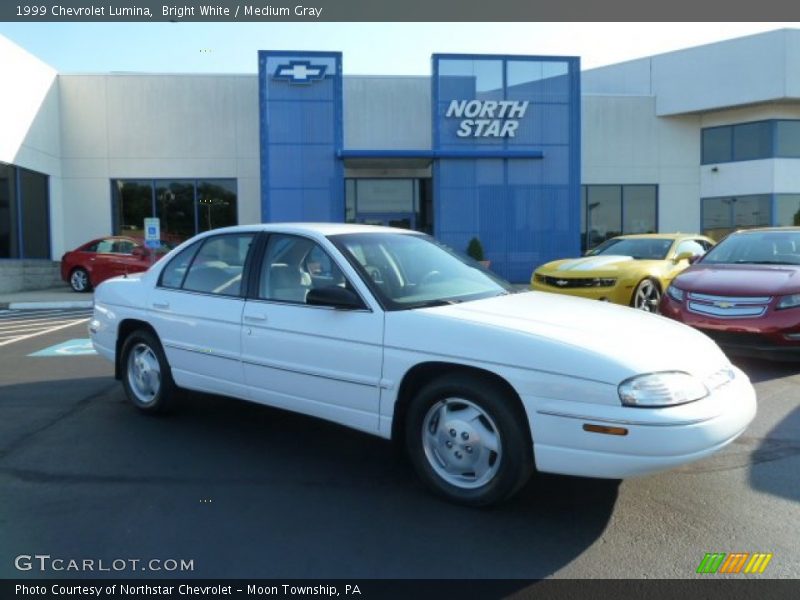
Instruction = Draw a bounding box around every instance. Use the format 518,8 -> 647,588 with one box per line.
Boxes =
356,212 -> 416,229
346,178 -> 432,233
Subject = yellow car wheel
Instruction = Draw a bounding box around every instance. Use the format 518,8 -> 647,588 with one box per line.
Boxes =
631,278 -> 661,313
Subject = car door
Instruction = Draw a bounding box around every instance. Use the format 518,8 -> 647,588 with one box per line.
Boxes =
241,233 -> 384,434
148,232 -> 256,399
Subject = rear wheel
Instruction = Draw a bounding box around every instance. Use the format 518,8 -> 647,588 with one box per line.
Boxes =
405,374 -> 533,507
120,330 -> 176,413
632,278 -> 661,312
69,268 -> 91,293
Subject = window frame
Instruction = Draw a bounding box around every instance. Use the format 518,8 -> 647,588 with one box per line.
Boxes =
249,232 -> 371,311
156,233 -> 257,299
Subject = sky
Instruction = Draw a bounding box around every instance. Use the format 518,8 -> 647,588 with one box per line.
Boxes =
0,22 -> 798,75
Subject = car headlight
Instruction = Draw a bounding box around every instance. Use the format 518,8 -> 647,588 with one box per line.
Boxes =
776,293 -> 800,310
618,371 -> 708,407
666,285 -> 685,302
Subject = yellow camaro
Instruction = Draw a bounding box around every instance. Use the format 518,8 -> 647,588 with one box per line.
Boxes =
530,233 -> 715,312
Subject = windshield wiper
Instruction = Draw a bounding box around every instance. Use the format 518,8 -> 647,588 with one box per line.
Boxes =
733,260 -> 792,265
407,298 -> 463,309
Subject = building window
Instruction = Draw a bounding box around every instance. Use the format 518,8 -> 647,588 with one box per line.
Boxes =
113,178 -> 238,245
775,194 -> 800,226
0,162 -> 50,259
701,195 -> 771,240
582,185 -> 657,252
702,119 -> 800,164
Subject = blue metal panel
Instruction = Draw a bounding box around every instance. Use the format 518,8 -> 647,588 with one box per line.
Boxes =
432,54 -> 581,282
259,51 -> 343,224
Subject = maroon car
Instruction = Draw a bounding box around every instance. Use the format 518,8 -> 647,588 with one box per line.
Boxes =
60,236 -> 169,292
659,227 -> 800,360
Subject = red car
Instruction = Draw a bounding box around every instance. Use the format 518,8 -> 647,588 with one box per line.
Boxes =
659,227 -> 800,360
60,236 -> 169,292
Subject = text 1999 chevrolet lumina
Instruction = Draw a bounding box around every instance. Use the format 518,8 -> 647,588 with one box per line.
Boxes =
89,224 -> 756,506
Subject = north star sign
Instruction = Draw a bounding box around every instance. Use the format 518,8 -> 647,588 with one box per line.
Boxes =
445,99 -> 530,138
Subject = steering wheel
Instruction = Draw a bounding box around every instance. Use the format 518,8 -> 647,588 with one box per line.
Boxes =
364,265 -> 384,285
420,270 -> 443,285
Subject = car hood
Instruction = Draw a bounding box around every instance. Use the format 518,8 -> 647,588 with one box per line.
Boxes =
385,291 -> 729,385
539,255 -> 659,275
673,263 -> 800,296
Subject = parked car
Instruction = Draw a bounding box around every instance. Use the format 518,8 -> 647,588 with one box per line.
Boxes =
660,227 -> 800,360
89,224 -> 755,506
61,236 -> 171,292
531,234 -> 715,312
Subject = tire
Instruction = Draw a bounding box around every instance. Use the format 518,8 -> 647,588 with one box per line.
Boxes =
405,373 -> 533,507
69,267 -> 92,293
631,278 -> 661,313
120,329 -> 176,414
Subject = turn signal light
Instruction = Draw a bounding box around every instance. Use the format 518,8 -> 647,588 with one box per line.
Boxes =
583,424 -> 629,436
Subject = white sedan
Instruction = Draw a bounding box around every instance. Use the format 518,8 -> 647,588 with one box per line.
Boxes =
90,223 -> 757,506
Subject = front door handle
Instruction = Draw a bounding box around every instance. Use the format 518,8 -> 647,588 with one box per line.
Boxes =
152,302 -> 170,310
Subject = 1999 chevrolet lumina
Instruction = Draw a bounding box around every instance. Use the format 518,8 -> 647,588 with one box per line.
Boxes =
90,224 -> 757,506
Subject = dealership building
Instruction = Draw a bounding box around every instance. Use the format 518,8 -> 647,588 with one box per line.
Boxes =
3,28 -> 800,287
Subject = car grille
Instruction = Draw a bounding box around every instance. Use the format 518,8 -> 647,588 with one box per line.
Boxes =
686,293 -> 771,319
535,274 -> 617,289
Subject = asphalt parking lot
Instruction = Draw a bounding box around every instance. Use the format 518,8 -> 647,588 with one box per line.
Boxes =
0,310 -> 798,580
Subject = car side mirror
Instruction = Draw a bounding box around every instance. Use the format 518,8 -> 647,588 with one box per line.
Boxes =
131,246 -> 148,257
674,251 -> 697,264
306,286 -> 365,310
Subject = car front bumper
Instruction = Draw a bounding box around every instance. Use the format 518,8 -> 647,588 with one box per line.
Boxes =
530,280 -> 633,305
660,296 -> 800,361
524,366 -> 757,479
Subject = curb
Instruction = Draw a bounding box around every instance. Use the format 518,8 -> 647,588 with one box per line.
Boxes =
4,301 -> 93,310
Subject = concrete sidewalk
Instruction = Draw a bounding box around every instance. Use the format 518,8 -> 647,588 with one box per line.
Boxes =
0,286 -> 93,310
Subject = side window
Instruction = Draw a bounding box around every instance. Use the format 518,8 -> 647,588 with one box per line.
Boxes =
160,241 -> 202,289
182,234 -> 254,296
675,240 -> 707,258
113,240 -> 135,254
259,235 -> 347,304
95,239 -> 115,253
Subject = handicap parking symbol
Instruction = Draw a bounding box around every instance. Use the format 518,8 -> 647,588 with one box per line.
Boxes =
29,338 -> 97,357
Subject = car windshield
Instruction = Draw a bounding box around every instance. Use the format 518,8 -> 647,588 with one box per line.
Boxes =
586,237 -> 674,260
701,231 -> 800,265
329,232 -> 514,310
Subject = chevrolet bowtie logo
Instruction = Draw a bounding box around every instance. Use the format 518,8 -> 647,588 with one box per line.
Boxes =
273,60 -> 327,84
556,280 -> 569,287
714,301 -> 735,309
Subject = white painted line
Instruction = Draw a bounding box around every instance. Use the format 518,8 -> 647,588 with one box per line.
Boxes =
0,318 -> 91,348
8,301 -> 93,310
0,314 -> 93,326
0,311 -> 93,321
0,319 -> 93,334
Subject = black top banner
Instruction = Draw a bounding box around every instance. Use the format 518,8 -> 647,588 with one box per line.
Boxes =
0,0 -> 797,22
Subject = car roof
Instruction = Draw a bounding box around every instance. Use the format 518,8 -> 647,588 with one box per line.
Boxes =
733,227 -> 800,234
611,233 -> 710,241
200,222 -> 421,237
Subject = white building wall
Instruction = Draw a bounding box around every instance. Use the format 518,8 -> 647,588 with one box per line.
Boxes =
582,95 -> 702,234
57,73 -> 261,256
344,76 -> 431,150
0,34 -> 63,257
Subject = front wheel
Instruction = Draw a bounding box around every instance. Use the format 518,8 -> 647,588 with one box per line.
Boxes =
120,330 -> 176,414
632,278 -> 661,312
405,374 -> 533,507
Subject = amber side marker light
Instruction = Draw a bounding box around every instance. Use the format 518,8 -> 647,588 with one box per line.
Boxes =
583,424 -> 629,436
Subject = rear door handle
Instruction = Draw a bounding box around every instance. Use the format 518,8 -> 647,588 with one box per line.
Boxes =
152,302 -> 170,310
244,313 -> 267,322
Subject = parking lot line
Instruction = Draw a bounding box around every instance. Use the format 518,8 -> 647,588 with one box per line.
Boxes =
0,319 -> 93,334
0,318 -> 91,348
